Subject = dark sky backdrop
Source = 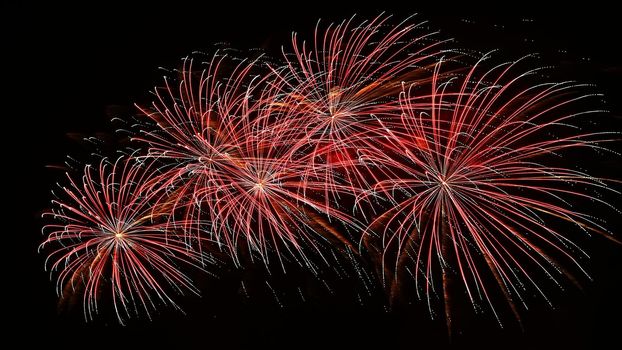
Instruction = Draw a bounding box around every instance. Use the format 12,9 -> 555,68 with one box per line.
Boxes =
7,2 -> 622,349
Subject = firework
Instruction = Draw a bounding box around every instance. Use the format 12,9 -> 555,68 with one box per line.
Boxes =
266,15 -> 446,211
41,157 -> 214,324
39,15 -> 619,328
133,54 -> 267,245
135,54 -> 360,268
360,56 -> 619,327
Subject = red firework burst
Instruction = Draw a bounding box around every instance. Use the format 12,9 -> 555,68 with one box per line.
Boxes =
41,157 -> 213,324
359,56 -> 619,327
133,54 -> 266,244
135,54 -> 361,267
266,15 -> 446,210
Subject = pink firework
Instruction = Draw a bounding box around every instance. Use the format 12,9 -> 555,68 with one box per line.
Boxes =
135,54 -> 360,267
267,15 -> 446,210
41,157 -> 213,324
360,56 -> 619,327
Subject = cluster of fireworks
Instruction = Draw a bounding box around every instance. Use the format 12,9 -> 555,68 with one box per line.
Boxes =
41,15 -> 619,327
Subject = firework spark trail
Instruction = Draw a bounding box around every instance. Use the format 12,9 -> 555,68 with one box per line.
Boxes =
359,56 -> 619,326
41,157 -> 214,324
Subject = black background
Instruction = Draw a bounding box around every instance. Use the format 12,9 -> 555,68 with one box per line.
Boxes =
6,2 -> 622,349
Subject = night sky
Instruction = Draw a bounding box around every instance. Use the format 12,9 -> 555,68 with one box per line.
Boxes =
8,3 -> 622,349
